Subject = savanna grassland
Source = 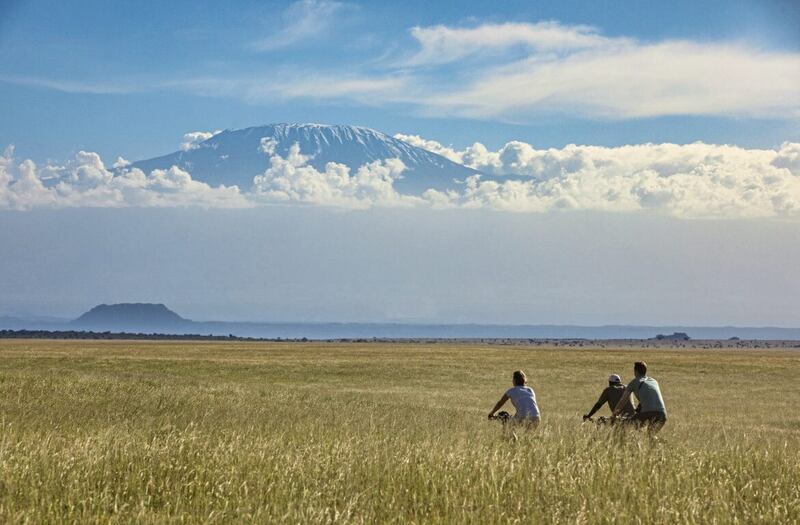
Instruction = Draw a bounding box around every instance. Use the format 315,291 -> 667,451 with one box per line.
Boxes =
0,340 -> 797,524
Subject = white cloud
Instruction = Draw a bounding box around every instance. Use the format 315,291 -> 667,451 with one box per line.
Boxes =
249,22 -> 800,119
406,21 -> 626,65
0,147 -> 249,211
10,19 -> 798,121
0,156 -> 59,210
112,156 -> 131,169
392,134 -> 463,163
0,74 -> 138,95
243,73 -> 412,105
253,142 -> 418,208
773,142 -> 800,173
399,135 -> 800,218
253,0 -> 351,51
185,21 -> 800,120
395,134 -> 501,170
162,71 -> 411,107
259,137 -> 278,155
180,130 -> 220,151
4,138 -> 800,219
426,39 -> 800,119
246,136 -> 800,218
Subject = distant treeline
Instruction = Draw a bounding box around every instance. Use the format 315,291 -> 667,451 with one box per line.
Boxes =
1,329 -> 797,348
0,329 -> 297,342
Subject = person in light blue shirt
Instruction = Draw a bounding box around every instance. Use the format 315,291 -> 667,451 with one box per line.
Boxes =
614,361 -> 667,432
488,370 -> 540,426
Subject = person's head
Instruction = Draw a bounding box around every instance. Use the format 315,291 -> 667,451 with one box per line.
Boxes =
633,361 -> 648,378
512,370 -> 526,386
608,373 -> 622,386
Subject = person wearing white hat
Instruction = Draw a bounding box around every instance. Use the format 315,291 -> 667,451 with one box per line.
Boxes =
583,373 -> 635,420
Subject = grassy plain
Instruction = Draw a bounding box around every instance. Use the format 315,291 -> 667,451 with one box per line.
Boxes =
0,340 -> 798,524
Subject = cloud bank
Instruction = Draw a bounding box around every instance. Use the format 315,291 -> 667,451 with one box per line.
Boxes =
252,143 -> 417,208
0,146 -> 248,210
397,135 -> 800,218
3,138 -> 800,219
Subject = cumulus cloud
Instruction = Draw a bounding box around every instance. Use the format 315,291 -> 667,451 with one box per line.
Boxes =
253,143 -> 418,209
259,137 -> 278,155
180,130 -> 221,151
4,137 -> 800,219
112,156 -> 131,169
397,135 -> 800,218
773,142 -> 800,173
395,134 -> 501,170
0,148 -> 59,210
0,147 -> 249,211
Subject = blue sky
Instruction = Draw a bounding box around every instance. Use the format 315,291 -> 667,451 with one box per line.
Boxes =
1,1 -> 800,325
1,0 -> 799,163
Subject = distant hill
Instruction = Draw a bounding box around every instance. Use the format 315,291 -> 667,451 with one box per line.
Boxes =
652,332 -> 691,341
72,303 -> 188,331
0,304 -> 794,340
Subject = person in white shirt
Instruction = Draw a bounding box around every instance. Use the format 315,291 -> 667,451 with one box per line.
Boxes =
488,370 -> 540,426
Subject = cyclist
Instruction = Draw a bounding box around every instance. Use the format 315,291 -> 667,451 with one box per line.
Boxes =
583,373 -> 635,421
488,370 -> 540,427
613,361 -> 667,432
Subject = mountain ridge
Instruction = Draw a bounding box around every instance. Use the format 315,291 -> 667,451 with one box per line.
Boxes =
128,123 -> 482,193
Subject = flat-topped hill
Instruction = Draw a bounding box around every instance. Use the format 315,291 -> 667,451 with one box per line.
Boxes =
72,303 -> 187,328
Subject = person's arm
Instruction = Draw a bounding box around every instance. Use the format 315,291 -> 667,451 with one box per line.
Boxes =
613,390 -> 632,416
488,394 -> 509,419
585,390 -> 607,419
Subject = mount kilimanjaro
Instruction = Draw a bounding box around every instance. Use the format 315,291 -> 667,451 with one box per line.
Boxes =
129,123 -> 481,194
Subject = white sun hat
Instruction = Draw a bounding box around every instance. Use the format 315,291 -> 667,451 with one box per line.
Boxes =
608,374 -> 622,383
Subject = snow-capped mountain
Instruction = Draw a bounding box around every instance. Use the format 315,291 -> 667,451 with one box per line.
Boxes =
129,123 -> 481,193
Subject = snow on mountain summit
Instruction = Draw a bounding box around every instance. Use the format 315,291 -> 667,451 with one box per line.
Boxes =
129,124 -> 481,194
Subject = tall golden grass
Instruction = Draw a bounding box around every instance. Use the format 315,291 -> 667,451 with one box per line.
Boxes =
0,340 -> 797,523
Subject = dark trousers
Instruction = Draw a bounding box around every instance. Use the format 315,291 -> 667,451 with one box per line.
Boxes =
634,411 -> 667,432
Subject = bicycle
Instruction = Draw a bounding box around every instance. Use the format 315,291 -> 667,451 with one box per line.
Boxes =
488,411 -> 512,423
582,414 -> 635,426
